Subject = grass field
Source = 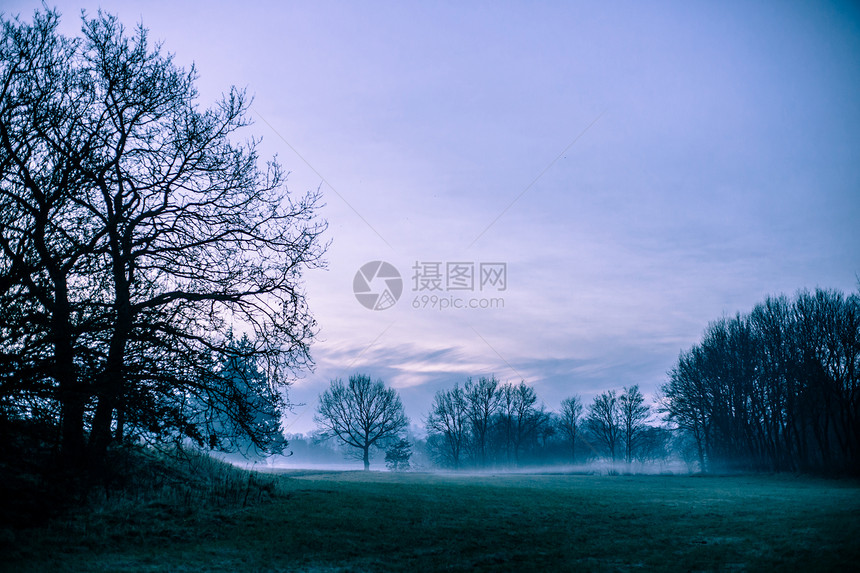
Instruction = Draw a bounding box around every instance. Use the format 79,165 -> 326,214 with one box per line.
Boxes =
2,469 -> 858,572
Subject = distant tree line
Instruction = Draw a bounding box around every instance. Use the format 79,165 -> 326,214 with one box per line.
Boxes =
661,288 -> 859,474
316,287 -> 858,475
316,374 -> 676,471
421,377 -> 666,469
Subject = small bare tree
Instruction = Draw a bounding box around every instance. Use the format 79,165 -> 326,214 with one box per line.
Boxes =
587,390 -> 621,461
507,381 -> 547,465
315,374 -> 408,470
559,395 -> 583,463
426,383 -> 468,469
464,376 -> 501,467
619,385 -> 650,464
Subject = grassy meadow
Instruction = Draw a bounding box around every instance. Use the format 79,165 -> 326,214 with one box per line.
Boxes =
2,465 -> 858,572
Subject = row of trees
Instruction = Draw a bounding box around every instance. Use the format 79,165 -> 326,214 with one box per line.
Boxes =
661,288 -> 859,474
0,9 -> 325,472
315,374 -> 666,470
318,287 -> 859,475
424,377 -> 657,469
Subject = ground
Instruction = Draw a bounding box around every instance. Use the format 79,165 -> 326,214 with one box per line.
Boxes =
2,470 -> 858,571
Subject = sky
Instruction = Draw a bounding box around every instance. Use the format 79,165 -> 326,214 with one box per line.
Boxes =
6,0 -> 859,436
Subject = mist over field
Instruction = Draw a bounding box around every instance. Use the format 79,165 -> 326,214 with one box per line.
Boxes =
234,454 -> 693,476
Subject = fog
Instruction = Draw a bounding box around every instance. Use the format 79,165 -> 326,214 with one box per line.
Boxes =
222,451 -> 694,477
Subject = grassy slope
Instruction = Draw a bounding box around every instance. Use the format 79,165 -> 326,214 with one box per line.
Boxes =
2,471 -> 858,572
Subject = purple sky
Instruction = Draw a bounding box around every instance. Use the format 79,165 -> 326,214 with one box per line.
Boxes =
9,0 -> 859,435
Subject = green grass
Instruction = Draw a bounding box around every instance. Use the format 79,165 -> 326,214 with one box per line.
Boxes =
2,469 -> 858,572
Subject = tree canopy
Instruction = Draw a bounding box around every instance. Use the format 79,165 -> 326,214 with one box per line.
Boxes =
315,374 -> 408,470
661,289 -> 859,473
0,8 -> 325,469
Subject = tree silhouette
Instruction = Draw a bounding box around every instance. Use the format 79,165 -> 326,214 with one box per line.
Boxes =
464,376 -> 501,467
559,395 -> 584,463
201,332 -> 287,456
660,348 -> 713,471
587,390 -> 621,461
618,385 -> 649,464
315,374 -> 408,470
384,438 -> 412,471
497,381 -> 547,465
661,288 -> 860,474
0,9 -> 325,469
426,382 -> 468,469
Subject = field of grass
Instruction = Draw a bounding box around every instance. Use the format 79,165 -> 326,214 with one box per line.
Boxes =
2,468 -> 858,572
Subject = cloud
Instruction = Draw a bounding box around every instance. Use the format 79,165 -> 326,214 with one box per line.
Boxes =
31,0 -> 856,435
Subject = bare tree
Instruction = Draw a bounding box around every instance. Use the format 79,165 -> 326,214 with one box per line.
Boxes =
0,8 -> 100,462
497,382 -> 517,463
508,381 -> 547,465
426,383 -> 468,469
618,385 -> 650,464
660,348 -> 713,471
558,395 -> 583,463
315,374 -> 408,470
661,287 -> 860,475
0,9 -> 326,468
464,376 -> 500,467
587,390 -> 621,461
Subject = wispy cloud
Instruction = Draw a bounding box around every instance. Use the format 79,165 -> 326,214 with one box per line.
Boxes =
47,0 -> 860,435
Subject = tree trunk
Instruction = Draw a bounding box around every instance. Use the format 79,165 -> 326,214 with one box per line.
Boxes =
115,406 -> 124,442
363,447 -> 370,471
696,435 -> 705,472
89,288 -> 131,459
53,279 -> 85,466
89,331 -> 127,460
89,223 -> 133,462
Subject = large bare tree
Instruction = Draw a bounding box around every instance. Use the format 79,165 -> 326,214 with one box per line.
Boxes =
315,374 -> 408,470
0,9 -> 325,467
